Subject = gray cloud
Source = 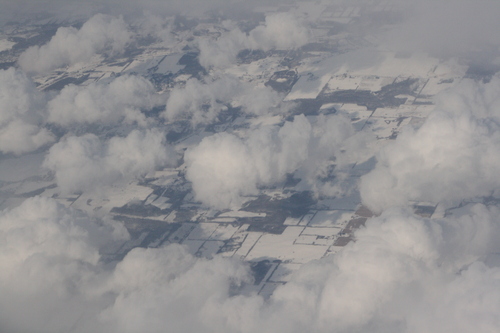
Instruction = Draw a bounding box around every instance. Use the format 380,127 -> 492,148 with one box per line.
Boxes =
0,0 -> 246,24
132,13 -> 175,44
380,0 -> 500,58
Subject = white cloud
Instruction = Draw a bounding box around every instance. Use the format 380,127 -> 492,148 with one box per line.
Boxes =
261,205 -> 500,333
2,197 -> 500,333
248,12 -> 311,51
198,12 -> 311,69
3,2 -> 500,332
360,78 -> 500,213
165,76 -> 237,125
18,14 -> 131,73
43,129 -> 174,194
0,196 -> 250,333
0,196 -> 128,333
198,27 -> 247,70
0,197 -> 100,284
0,68 -> 54,155
101,245 -> 251,333
164,75 -> 284,125
184,114 -> 361,209
48,75 -> 161,127
184,132 -> 258,209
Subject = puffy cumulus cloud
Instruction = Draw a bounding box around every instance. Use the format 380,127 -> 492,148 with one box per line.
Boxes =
164,75 -> 284,125
43,129 -> 174,194
0,68 -> 54,155
199,12 -> 310,69
198,27 -> 247,71
2,197 -> 500,332
257,205 -> 500,333
0,196 -> 128,333
184,132 -> 260,209
0,196 -> 250,333
165,76 -> 238,125
0,196 -> 131,287
48,75 -> 161,127
360,78 -> 500,213
249,12 -> 311,50
184,114 -> 362,209
0,69 -> 44,123
18,14 -> 131,73
0,119 -> 54,156
100,245 -> 251,333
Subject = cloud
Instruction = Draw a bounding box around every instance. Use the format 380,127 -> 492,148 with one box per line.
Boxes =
101,245 -> 251,333
0,196 -> 250,333
0,196 -> 129,287
3,2 -> 500,332
0,0 -> 246,25
261,204 -> 500,333
132,12 -> 175,44
0,196 -> 128,333
248,12 -> 311,51
18,14 -> 131,73
2,197 -> 500,332
48,75 -> 161,127
0,68 -> 54,155
43,129 -> 174,194
164,75 -> 284,125
360,78 -> 500,213
1,64 -> 163,157
184,131 -> 259,209
184,114 -> 362,209
381,0 -> 500,58
198,12 -> 311,69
